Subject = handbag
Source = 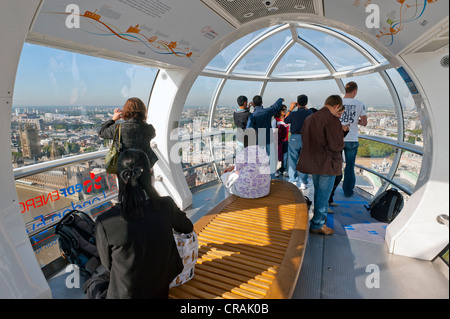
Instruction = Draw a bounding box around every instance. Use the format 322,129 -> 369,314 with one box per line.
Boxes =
170,231 -> 198,288
105,124 -> 121,174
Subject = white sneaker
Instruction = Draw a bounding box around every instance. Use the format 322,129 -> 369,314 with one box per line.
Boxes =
283,171 -> 288,177
300,183 -> 308,190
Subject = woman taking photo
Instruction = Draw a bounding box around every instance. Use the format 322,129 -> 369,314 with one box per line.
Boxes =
99,97 -> 159,169
95,149 -> 194,298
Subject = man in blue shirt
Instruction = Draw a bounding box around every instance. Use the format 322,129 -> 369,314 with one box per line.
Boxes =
284,94 -> 313,189
247,95 -> 284,176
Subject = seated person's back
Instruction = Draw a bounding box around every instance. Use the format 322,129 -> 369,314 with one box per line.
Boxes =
222,145 -> 271,199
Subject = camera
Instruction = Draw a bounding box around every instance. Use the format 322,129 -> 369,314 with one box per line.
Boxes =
262,0 -> 275,8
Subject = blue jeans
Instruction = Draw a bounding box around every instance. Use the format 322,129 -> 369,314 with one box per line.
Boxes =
343,141 -> 359,197
288,134 -> 308,184
311,174 -> 336,230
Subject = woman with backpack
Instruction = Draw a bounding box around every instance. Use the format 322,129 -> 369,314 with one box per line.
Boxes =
98,97 -> 159,188
95,148 -> 193,298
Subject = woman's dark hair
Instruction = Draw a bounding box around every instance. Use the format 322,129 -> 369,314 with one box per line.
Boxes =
122,97 -> 147,121
275,105 -> 287,118
117,148 -> 160,220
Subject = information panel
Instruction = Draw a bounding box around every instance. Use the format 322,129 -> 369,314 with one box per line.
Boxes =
32,0 -> 235,68
324,0 -> 448,55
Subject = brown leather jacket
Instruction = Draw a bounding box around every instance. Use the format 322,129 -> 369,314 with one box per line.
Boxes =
297,107 -> 344,176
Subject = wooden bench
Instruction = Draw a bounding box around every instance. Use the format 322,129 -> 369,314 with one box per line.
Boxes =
169,179 -> 309,299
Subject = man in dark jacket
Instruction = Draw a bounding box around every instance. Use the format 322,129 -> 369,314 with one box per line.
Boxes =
246,95 -> 284,176
298,95 -> 345,235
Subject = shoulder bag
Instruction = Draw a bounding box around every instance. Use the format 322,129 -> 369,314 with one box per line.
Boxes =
105,124 -> 121,174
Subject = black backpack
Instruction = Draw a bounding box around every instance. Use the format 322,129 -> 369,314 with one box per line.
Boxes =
55,210 -> 101,278
365,188 -> 404,223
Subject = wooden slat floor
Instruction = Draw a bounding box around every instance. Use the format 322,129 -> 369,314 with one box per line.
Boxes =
169,179 -> 309,299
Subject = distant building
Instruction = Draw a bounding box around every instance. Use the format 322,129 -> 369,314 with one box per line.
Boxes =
19,123 -> 40,159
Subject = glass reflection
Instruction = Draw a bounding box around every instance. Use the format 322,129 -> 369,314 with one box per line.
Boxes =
354,168 -> 388,196
356,138 -> 397,178
17,158 -> 118,267
385,69 -> 423,144
394,149 -> 422,194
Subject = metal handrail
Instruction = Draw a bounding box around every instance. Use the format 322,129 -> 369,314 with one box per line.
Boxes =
178,129 -> 237,142
15,132 -> 422,241
358,135 -> 423,155
13,150 -> 108,180
180,133 -> 421,196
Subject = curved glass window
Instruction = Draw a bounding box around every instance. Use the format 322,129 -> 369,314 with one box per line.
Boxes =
180,76 -> 221,136
183,22 -> 424,199
205,26 -> 276,72
271,43 -> 330,77
342,73 -> 398,140
356,139 -> 397,178
233,29 -> 292,75
12,43 -> 158,268
385,69 -> 423,144
18,159 -> 118,267
298,28 -> 372,71
325,26 -> 387,64
355,168 -> 388,197
11,43 -> 158,168
264,80 -> 341,108
396,149 -> 422,195
213,80 -> 263,129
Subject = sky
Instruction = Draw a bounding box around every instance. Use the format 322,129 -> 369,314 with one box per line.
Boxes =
12,31 -> 415,111
13,43 -> 158,107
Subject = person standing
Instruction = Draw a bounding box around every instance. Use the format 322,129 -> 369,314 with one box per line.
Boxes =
284,95 -> 313,189
99,97 -> 159,191
247,95 -> 284,176
272,105 -> 289,177
233,95 -> 252,151
99,97 -> 158,169
298,95 -> 345,235
340,82 -> 368,197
